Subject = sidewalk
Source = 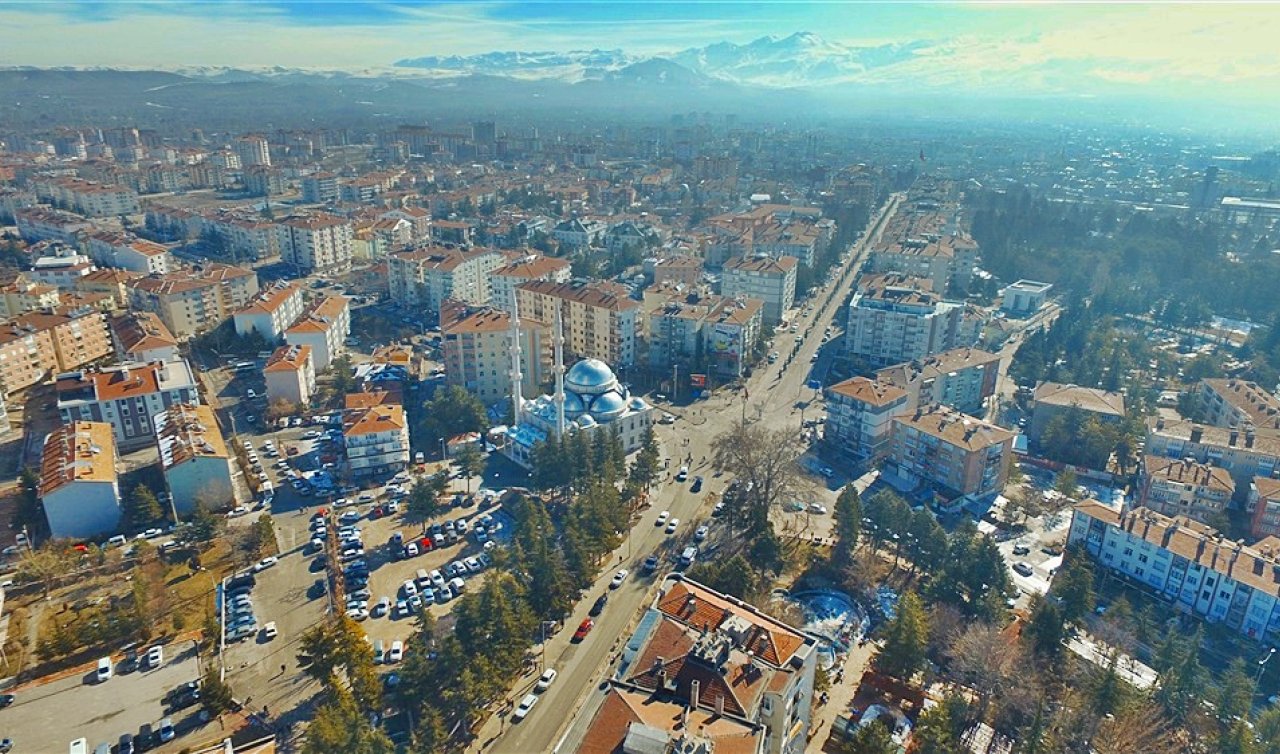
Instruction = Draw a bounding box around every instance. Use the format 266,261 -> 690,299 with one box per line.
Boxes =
807,639 -> 877,753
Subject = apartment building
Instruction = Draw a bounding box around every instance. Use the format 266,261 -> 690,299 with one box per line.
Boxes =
301,171 -> 339,203
232,281 -> 305,341
566,575 -> 818,754
441,305 -> 549,405
845,274 -> 974,369
85,231 -> 171,276
1146,417 -> 1280,497
154,403 -> 235,514
234,135 -> 271,167
76,268 -> 141,310
344,404 -> 410,476
28,246 -> 96,289
0,276 -> 61,318
516,279 -> 641,367
276,214 -> 354,275
1199,379 -> 1280,431
110,310 -> 180,363
56,359 -> 200,449
1138,455 -> 1235,524
889,405 -> 1014,500
486,254 -> 572,314
867,233 -> 980,293
552,217 -> 606,249
1028,382 -> 1127,446
387,246 -> 508,321
126,264 -> 260,339
874,347 -> 1001,416
39,421 -> 121,539
651,254 -> 703,287
14,206 -> 94,244
1250,478 -> 1280,541
32,176 -> 139,217
647,294 -> 762,379
824,377 -> 910,466
263,344 -> 316,406
0,318 -> 58,394
721,255 -> 797,326
1069,500 -> 1280,644
284,295 -> 350,371
11,307 -> 112,368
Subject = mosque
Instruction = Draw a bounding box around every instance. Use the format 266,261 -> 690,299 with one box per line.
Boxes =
501,307 -> 654,469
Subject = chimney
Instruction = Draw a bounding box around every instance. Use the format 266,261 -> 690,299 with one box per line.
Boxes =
715,694 -> 725,717
1230,430 -> 1239,447
690,680 -> 700,711
656,668 -> 667,692
1190,425 -> 1204,444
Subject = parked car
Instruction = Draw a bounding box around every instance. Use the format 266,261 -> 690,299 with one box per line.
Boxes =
513,693 -> 539,722
590,594 -> 608,616
572,618 -> 594,642
1012,562 -> 1034,577
387,640 -> 404,663
610,569 -> 628,589
694,525 -> 709,541
655,510 -> 670,526
535,668 -> 558,692
665,518 -> 679,534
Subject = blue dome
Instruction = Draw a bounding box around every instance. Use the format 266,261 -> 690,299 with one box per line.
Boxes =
590,391 -> 628,421
577,414 -> 597,428
562,391 -> 587,418
565,358 -> 618,395
629,397 -> 648,411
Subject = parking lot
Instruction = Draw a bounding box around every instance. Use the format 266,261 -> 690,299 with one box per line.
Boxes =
4,639 -> 210,751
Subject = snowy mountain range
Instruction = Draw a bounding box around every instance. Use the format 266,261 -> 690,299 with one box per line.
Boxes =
393,32 -> 930,88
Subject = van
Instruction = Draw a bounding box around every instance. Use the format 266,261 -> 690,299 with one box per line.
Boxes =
448,576 -> 466,594
96,656 -> 113,683
679,546 -> 698,568
415,569 -> 431,589
69,739 -> 88,754
373,639 -> 384,663
107,534 -> 127,547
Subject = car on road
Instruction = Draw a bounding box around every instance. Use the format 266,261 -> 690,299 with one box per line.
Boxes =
643,555 -> 659,573
1012,562 -> 1034,577
513,693 -> 539,722
694,525 -> 709,541
665,518 -> 679,534
573,619 -> 594,642
536,668 -> 558,692
590,594 -> 608,616
253,556 -> 278,571
145,645 -> 163,669
610,569 -> 628,589
712,501 -> 725,516
0,694 -> 13,708
655,510 -> 669,526
226,506 -> 250,518
691,476 -> 703,492
676,467 -> 689,482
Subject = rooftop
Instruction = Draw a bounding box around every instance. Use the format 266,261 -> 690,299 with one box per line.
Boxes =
828,376 -> 909,407
155,404 -> 229,468
895,405 -> 1015,451
39,421 -> 116,495
1143,455 -> 1235,493
1033,382 -> 1126,417
344,404 -> 406,436
264,344 -> 312,373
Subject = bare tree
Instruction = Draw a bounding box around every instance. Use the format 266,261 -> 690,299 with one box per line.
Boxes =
19,545 -> 74,599
1091,699 -> 1180,754
711,419 -> 811,535
946,621 -> 1023,721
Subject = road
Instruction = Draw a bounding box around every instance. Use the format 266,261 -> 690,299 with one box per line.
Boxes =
478,194 -> 903,754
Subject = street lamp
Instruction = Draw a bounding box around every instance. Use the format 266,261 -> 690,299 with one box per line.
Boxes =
1256,647 -> 1276,686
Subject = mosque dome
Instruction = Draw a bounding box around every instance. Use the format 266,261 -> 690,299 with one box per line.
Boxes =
590,391 -> 628,421
562,391 -> 587,418
565,358 -> 618,396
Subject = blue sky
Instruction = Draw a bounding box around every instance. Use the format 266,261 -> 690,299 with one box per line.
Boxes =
0,1 -> 1276,103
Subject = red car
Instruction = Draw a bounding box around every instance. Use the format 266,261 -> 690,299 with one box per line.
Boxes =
419,537 -> 433,552
573,619 -> 594,642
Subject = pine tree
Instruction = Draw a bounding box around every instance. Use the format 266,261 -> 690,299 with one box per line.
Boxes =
832,485 -> 861,567
874,591 -> 929,680
125,484 -> 164,530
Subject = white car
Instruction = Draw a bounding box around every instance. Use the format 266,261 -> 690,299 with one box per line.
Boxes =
694,525 -> 709,541
263,621 -> 278,639
665,518 -> 679,534
227,506 -> 250,518
655,511 -> 670,526
253,556 -> 278,572
387,640 -> 404,663
807,503 -> 828,515
513,693 -> 539,722
535,668 -> 558,692
610,569 -> 628,589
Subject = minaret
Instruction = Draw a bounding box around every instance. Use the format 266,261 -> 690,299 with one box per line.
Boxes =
553,304 -> 567,439
508,298 -> 524,426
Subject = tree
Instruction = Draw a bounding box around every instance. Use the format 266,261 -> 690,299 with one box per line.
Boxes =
408,706 -> 447,753
912,694 -> 969,754
188,502 -> 222,545
628,425 -> 661,493
1051,547 -> 1096,623
833,719 -> 897,754
406,476 -> 445,533
946,622 -> 1021,721
453,442 -> 486,495
247,513 -> 276,558
875,591 -> 929,680
303,682 -> 395,754
832,485 -> 861,568
1055,468 -> 1079,500
1024,595 -> 1065,658
419,385 -> 488,448
18,544 -> 73,598
14,466 -> 45,537
125,485 -> 164,530
201,665 -> 234,714
711,419 -> 810,536
330,354 -> 357,395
